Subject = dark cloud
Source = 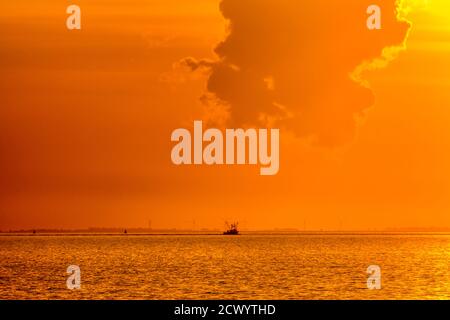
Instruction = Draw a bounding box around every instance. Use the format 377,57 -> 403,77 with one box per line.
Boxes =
184,0 -> 410,145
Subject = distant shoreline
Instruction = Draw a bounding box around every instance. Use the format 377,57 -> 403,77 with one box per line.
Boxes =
1,231 -> 450,237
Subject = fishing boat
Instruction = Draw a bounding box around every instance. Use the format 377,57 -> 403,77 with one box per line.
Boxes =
223,222 -> 239,235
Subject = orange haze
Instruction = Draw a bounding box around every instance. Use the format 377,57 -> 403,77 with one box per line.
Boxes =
1,0 -> 450,231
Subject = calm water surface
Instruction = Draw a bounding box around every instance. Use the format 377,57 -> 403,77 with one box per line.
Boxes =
0,234 -> 449,299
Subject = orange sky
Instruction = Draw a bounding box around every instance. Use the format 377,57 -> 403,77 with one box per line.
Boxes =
0,0 -> 449,231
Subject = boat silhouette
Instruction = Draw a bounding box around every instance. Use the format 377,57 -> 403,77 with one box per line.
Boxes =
223,222 -> 239,235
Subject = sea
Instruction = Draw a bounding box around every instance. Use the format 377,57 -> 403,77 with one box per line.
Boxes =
0,233 -> 449,299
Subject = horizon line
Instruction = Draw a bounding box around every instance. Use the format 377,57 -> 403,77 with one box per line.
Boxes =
2,226 -> 450,234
